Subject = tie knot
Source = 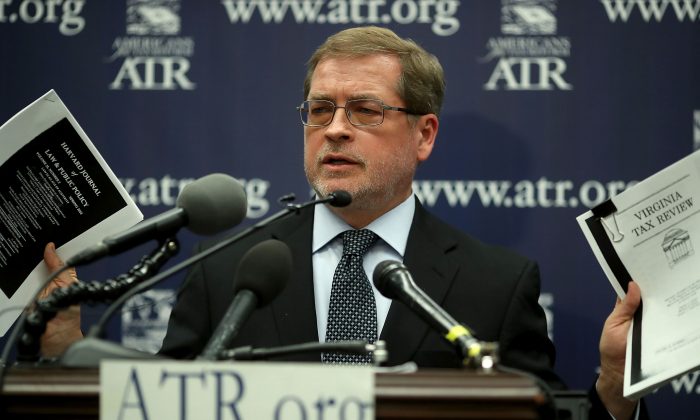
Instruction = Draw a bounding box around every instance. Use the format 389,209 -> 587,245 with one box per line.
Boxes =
342,229 -> 378,256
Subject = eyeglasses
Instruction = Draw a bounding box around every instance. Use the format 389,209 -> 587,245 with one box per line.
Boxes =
297,99 -> 421,127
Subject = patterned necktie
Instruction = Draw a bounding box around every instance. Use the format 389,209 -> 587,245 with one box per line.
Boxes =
323,229 -> 379,365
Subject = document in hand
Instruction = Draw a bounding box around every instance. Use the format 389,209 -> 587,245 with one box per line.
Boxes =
0,90 -> 143,336
577,150 -> 700,398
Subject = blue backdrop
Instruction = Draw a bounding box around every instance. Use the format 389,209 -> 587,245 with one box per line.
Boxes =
1,0 -> 699,417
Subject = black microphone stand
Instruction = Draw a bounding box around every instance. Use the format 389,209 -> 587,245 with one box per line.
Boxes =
15,236 -> 179,363
55,192 -> 348,367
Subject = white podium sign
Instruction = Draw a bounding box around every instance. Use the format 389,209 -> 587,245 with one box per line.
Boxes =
100,360 -> 374,420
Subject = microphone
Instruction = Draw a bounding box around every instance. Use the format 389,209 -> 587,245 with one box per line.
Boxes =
67,173 -> 248,266
325,190 -> 352,207
85,190 -> 350,345
372,260 -> 484,362
198,239 -> 292,360
284,190 -> 351,210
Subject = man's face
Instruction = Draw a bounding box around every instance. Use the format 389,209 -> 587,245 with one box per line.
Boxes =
303,54 -> 436,216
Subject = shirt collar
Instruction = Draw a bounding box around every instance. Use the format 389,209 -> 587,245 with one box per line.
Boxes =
312,194 -> 415,256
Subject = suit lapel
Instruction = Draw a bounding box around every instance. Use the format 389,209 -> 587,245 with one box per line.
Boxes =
380,201 -> 459,365
268,208 -> 320,353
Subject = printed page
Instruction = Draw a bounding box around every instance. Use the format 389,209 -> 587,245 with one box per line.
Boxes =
0,90 -> 143,336
577,149 -> 700,398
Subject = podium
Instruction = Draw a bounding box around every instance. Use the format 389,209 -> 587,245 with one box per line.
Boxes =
2,366 -> 548,419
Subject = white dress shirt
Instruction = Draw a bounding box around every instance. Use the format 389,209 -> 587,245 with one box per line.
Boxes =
312,194 -> 415,342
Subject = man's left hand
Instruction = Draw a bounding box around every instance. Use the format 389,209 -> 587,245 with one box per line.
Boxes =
39,242 -> 83,358
597,281 -> 642,420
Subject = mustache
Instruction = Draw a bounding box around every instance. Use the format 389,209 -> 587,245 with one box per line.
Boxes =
315,144 -> 367,166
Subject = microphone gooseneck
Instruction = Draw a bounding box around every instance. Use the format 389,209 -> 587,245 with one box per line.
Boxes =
220,340 -> 388,365
18,237 -> 180,362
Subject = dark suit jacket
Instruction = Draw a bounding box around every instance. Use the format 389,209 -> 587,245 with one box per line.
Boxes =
160,200 -> 560,383
160,200 -> 651,419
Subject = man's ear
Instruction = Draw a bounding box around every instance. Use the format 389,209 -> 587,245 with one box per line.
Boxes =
416,114 -> 439,162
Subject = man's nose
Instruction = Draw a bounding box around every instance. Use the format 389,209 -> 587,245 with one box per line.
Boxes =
324,107 -> 353,141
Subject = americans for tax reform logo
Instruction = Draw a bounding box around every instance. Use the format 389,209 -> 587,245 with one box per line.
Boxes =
122,289 -> 176,353
481,0 -> 573,91
108,0 -> 196,90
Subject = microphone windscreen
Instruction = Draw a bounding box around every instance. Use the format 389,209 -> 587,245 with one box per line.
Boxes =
176,173 -> 247,235
234,239 -> 292,307
329,190 -> 352,207
372,260 -> 405,299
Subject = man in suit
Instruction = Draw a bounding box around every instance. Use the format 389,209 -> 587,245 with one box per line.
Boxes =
159,26 -> 641,418
41,26 -> 641,419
